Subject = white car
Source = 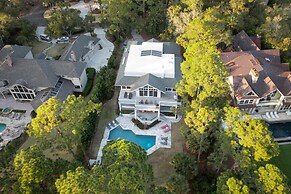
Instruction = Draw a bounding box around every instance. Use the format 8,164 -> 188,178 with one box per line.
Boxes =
56,36 -> 69,43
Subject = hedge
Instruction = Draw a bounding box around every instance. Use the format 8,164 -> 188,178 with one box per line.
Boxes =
82,68 -> 96,96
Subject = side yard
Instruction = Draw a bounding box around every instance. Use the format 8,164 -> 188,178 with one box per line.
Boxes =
147,120 -> 185,185
271,144 -> 291,185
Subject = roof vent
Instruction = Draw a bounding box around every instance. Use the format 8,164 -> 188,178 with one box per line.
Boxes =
249,68 -> 259,83
265,58 -> 271,62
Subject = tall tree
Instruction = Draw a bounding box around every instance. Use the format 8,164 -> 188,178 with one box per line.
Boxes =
56,140 -> 153,193
28,95 -> 101,159
258,4 -> 291,51
225,112 -> 279,169
45,8 -> 83,38
254,164 -> 290,194
14,145 -> 55,193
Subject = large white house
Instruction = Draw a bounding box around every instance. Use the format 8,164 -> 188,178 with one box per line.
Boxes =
115,39 -> 182,124
220,31 -> 291,114
0,45 -> 88,110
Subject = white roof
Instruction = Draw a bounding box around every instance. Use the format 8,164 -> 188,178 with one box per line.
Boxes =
124,42 -> 175,78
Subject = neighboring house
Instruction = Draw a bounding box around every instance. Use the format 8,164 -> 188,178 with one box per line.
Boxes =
220,31 -> 291,114
60,34 -> 100,63
0,45 -> 87,110
115,39 -> 182,124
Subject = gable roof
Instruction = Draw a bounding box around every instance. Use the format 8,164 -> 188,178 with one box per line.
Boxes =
221,49 -> 291,98
60,34 -> 100,61
0,45 -> 31,62
0,58 -> 86,89
233,30 -> 260,51
131,74 -> 165,92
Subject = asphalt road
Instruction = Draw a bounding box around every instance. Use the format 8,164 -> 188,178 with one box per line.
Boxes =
22,5 -> 47,26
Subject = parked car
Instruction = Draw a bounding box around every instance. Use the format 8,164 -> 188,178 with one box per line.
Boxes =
40,34 -> 52,42
56,36 -> 69,43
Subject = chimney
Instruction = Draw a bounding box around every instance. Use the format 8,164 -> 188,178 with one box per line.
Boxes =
5,55 -> 13,67
70,50 -> 77,61
249,68 -> 259,83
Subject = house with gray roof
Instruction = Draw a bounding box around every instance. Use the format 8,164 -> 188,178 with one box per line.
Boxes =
115,39 -> 182,124
60,34 -> 100,62
220,31 -> 291,114
0,44 -> 88,110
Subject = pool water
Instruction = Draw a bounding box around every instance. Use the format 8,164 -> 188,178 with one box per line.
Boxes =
109,125 -> 156,150
2,107 -> 11,113
0,123 -> 6,133
269,122 -> 291,139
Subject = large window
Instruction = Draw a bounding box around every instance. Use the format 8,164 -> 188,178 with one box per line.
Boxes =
10,84 -> 36,101
280,105 -> 291,111
139,85 -> 157,97
238,99 -> 254,105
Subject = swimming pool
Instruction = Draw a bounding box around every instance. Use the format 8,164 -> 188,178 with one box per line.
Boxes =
269,122 -> 291,139
109,125 -> 156,150
0,123 -> 6,133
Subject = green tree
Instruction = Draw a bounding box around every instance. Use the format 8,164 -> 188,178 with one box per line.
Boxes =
255,164 -> 290,194
56,140 -> 153,194
46,8 -> 83,38
102,139 -> 153,193
55,166 -> 106,194
258,4 -> 291,51
166,174 -> 188,194
28,95 -> 101,159
225,113 -> 279,170
170,153 -> 198,179
100,0 -> 138,37
14,145 -> 55,193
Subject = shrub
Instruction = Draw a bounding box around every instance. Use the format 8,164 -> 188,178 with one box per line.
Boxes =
82,68 -> 96,96
86,68 -> 96,79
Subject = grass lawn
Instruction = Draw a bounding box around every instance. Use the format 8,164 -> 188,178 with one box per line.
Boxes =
89,89 -> 119,158
30,41 -> 51,56
271,144 -> 291,185
47,43 -> 70,59
147,119 -> 185,186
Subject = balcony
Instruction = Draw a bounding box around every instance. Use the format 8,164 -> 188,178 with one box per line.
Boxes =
118,90 -> 180,107
257,99 -> 280,106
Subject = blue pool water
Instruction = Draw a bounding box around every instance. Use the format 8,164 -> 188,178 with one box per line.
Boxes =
269,122 -> 291,139
109,125 -> 156,150
0,123 -> 6,133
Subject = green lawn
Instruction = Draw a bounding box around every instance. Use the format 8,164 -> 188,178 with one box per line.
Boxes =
271,144 -> 291,185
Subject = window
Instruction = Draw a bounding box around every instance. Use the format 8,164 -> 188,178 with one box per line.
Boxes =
280,105 -> 291,111
247,91 -> 255,96
166,87 -> 176,92
139,85 -> 158,97
238,99 -> 254,105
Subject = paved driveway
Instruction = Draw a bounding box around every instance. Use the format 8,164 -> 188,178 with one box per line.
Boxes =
22,5 -> 47,26
69,0 -> 95,19
84,28 -> 114,71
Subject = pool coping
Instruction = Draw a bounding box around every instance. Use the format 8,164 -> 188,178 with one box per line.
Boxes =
90,115 -> 172,165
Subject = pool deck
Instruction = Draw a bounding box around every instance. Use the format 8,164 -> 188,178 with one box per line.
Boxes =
0,97 -> 33,150
250,111 -> 291,123
89,115 -> 174,165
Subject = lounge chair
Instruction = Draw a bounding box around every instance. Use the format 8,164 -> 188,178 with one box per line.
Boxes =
160,124 -> 168,129
124,92 -> 128,98
161,136 -> 168,141
270,112 -> 276,119
274,112 -> 280,119
266,112 -> 271,119
106,124 -> 111,129
164,127 -> 171,133
161,139 -> 168,145
114,119 -> 119,125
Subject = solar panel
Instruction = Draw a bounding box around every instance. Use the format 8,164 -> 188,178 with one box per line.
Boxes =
141,50 -> 151,56
152,50 -> 162,57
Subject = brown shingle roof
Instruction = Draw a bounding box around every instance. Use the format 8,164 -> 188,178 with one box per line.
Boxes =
233,30 -> 260,51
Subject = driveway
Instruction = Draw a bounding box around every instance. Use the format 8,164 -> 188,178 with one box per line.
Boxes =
84,28 -> 114,71
22,5 -> 47,26
69,0 -> 95,19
